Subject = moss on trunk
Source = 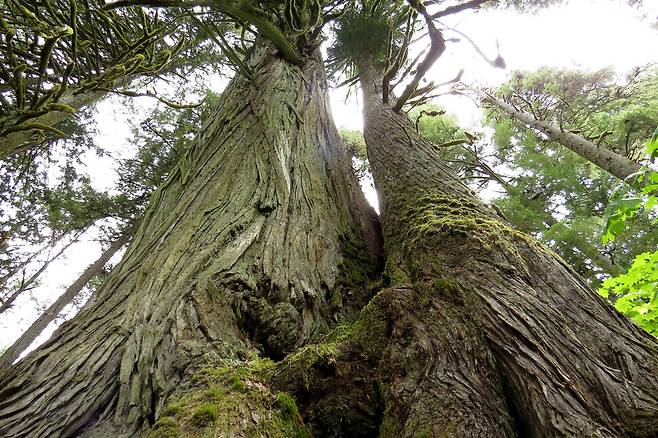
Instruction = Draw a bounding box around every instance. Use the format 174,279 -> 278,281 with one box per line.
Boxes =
353,60 -> 658,437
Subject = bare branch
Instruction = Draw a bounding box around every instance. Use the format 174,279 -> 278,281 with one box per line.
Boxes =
431,0 -> 491,19
393,1 -> 446,112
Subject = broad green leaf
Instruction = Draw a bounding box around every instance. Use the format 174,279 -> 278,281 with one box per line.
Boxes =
599,251 -> 658,336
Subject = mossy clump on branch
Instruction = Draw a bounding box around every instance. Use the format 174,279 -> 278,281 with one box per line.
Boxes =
330,12 -> 392,65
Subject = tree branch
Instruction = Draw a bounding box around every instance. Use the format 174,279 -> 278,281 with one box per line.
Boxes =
392,1 -> 446,112
105,0 -> 305,65
431,0 -> 491,19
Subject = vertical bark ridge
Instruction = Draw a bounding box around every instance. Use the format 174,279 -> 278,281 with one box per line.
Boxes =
0,42 -> 381,438
358,63 -> 658,437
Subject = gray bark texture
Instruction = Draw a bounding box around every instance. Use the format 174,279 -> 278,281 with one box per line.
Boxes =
1,38 -> 656,438
481,90 -> 644,186
0,228 -> 133,372
354,63 -> 658,437
0,41 -> 380,437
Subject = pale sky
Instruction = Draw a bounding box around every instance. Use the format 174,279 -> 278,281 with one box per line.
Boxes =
2,0 -> 657,352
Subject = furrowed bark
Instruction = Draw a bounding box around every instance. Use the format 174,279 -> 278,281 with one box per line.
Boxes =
480,90 -> 645,187
0,227 -> 133,372
0,41 -> 380,438
357,62 -> 658,436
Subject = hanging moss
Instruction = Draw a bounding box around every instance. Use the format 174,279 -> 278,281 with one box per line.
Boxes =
384,264 -> 411,286
147,416 -> 179,438
190,404 -> 218,427
337,233 -> 378,289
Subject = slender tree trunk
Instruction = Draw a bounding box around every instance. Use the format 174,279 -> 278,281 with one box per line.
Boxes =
481,90 -> 644,186
0,231 -> 83,315
0,42 -> 380,437
353,63 -> 658,436
0,228 -> 133,372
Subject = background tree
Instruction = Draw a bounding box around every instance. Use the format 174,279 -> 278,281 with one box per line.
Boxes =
481,67 -> 658,283
0,87 -> 223,368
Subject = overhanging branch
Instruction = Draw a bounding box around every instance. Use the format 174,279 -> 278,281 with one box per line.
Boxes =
431,0 -> 491,19
392,1 -> 446,112
105,0 -> 305,65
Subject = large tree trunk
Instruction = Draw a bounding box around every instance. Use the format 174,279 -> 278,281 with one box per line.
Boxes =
481,90 -> 645,187
352,63 -> 658,436
0,42 -> 380,437
0,227 -> 133,372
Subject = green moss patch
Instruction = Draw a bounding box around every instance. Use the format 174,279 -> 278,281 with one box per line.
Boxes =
388,193 -> 556,281
144,358 -> 310,438
277,288 -> 392,391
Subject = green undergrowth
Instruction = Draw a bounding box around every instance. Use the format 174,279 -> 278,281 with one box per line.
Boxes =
145,357 -> 310,438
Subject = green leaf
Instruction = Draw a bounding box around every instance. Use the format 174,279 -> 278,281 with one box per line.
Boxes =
599,251 -> 658,336
648,126 -> 658,159
602,198 -> 643,243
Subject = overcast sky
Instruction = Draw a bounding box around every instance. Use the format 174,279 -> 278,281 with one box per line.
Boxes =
2,0 -> 657,353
